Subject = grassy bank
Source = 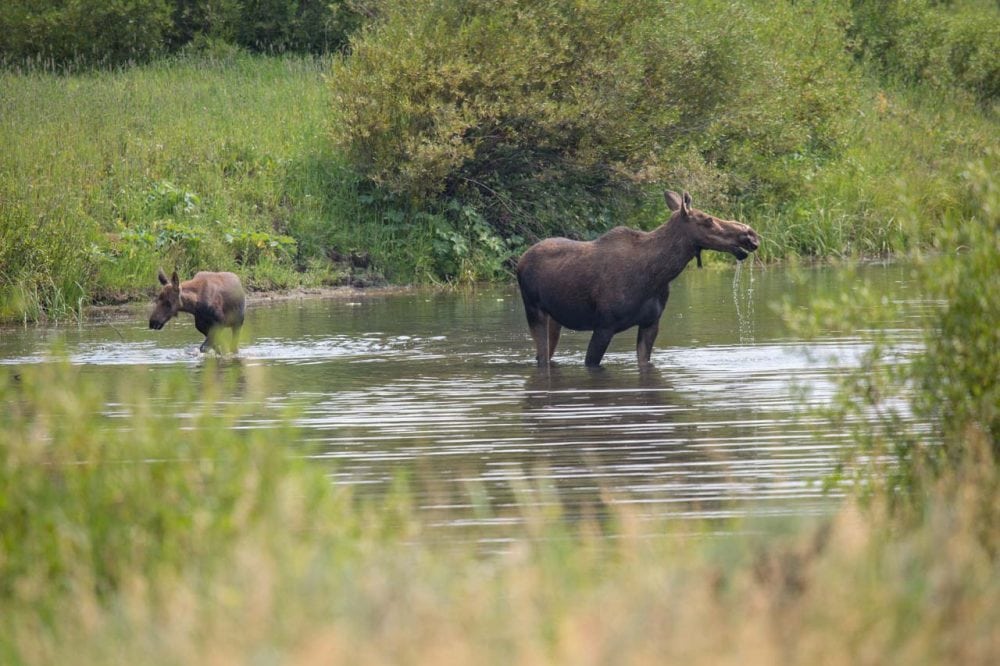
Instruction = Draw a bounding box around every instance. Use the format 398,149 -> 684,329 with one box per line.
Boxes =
0,53 -> 370,321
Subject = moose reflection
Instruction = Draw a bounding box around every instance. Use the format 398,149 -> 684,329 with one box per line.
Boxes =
516,190 -> 760,367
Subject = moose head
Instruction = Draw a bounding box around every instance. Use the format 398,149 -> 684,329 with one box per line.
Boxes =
664,190 -> 760,267
148,269 -> 181,330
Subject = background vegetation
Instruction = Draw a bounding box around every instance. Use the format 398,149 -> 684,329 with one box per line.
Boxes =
1,0 -> 997,322
0,0 -> 365,67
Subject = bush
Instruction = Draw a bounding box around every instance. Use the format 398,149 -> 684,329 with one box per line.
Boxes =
0,0 -> 174,68
0,1 -> 365,68
848,0 -> 1000,105
329,0 -> 856,244
786,151 -> 999,505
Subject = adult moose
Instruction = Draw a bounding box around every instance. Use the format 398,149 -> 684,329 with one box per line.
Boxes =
516,190 -> 760,367
149,270 -> 246,354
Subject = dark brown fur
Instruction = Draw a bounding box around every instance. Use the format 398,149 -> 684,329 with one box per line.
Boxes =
149,270 -> 246,354
516,190 -> 760,367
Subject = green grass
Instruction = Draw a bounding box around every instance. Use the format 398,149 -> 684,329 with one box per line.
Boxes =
0,52 -> 361,319
745,84 -> 997,261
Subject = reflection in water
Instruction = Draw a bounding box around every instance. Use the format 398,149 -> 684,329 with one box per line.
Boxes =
0,263 -> 929,538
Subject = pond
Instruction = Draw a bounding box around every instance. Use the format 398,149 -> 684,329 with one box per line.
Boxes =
0,262 -> 930,537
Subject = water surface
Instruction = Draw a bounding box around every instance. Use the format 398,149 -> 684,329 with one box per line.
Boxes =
0,262 -> 930,536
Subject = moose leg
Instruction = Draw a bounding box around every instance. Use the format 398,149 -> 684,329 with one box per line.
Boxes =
585,329 -> 614,367
194,317 -> 213,353
230,324 -> 242,354
525,304 -> 551,365
545,318 -> 562,362
636,323 -> 659,366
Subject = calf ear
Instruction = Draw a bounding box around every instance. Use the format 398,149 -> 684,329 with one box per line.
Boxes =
170,271 -> 180,288
664,190 -> 683,212
682,191 -> 693,215
158,269 -> 169,285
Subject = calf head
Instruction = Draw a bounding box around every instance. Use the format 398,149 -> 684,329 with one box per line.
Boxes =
149,269 -> 181,330
665,190 -> 760,266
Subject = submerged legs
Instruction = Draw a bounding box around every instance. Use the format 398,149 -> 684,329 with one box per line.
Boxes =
585,329 -> 614,367
636,323 -> 659,366
525,305 -> 563,366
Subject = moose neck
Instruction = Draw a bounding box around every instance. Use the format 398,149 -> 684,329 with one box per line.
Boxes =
178,284 -> 201,314
645,218 -> 700,289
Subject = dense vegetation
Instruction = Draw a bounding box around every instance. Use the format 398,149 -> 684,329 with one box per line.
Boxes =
1,0 -> 997,321
0,0 -> 364,66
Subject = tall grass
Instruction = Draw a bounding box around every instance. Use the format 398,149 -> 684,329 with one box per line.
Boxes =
1,359 -> 997,664
0,53 -> 354,320
746,84 -> 996,261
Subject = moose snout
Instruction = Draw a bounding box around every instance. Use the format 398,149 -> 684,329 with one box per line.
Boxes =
742,228 -> 760,252
149,319 -> 163,330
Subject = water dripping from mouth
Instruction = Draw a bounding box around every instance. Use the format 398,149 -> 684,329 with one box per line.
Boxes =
733,259 -> 756,344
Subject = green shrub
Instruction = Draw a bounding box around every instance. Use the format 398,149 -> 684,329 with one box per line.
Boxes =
0,0 -> 174,69
847,0 -> 1000,105
913,151 -> 1000,450
329,0 -> 856,245
786,151 -> 999,504
0,1 -> 364,68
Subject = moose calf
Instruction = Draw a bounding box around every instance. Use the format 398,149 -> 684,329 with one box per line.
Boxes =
149,270 -> 246,354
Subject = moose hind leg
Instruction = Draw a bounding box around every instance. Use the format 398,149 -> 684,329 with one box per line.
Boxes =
525,305 -> 551,365
230,324 -> 242,354
545,318 -> 562,362
636,323 -> 659,366
585,329 -> 614,367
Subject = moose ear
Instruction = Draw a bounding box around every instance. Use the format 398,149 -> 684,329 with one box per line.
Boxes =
664,190 -> 683,212
157,269 -> 169,285
170,271 -> 180,288
682,191 -> 692,215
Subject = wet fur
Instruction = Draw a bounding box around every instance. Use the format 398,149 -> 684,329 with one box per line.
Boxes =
516,191 -> 759,367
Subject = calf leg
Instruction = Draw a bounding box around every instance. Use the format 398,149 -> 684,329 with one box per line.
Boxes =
636,323 -> 659,366
585,329 -> 614,367
194,317 -> 213,353
231,324 -> 242,354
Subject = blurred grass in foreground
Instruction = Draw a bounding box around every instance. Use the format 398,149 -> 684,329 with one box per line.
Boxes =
1,356 -> 996,664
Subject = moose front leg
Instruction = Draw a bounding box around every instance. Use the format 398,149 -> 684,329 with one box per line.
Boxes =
194,316 -> 219,354
636,323 -> 659,367
585,329 -> 615,367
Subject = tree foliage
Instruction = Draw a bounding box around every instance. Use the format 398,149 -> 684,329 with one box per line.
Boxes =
329,0 -> 855,241
847,0 -> 1000,105
0,0 -> 364,68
